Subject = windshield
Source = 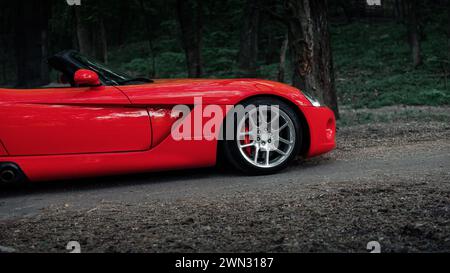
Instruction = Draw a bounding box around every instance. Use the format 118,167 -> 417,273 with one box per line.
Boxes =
47,50 -> 153,87
70,52 -> 133,85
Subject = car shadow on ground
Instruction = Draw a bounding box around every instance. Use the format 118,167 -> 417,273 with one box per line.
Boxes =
0,155 -> 336,198
0,167 -> 231,198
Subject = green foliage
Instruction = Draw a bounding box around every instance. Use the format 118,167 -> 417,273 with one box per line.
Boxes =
109,42 -> 187,78
259,64 -> 281,81
203,47 -> 238,76
156,52 -> 187,78
106,7 -> 448,109
332,20 -> 450,108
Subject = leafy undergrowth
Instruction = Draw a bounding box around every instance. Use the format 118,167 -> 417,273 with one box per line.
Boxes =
333,20 -> 450,108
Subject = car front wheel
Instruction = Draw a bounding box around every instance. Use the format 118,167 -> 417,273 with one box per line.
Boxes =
222,97 -> 302,175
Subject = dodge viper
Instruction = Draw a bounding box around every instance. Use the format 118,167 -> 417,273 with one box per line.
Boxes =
0,50 -> 336,184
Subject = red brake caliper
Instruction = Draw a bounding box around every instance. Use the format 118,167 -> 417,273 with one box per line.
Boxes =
244,125 -> 252,156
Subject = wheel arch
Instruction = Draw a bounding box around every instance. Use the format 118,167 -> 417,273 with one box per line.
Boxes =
217,94 -> 311,164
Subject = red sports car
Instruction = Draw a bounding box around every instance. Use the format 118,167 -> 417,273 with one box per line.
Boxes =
0,50 -> 336,184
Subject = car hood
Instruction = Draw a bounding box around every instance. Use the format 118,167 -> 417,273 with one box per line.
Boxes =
116,78 -> 311,106
144,78 -> 295,91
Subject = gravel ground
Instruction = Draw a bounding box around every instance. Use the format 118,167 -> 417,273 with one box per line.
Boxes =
0,106 -> 449,253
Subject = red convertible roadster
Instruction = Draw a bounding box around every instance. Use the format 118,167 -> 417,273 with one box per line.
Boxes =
0,50 -> 335,184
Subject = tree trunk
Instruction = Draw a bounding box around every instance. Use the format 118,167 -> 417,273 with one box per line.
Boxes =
278,35 -> 289,83
337,0 -> 354,23
238,0 -> 260,77
284,0 -> 339,118
358,0 -> 367,19
394,0 -> 405,23
117,1 -> 130,46
176,0 -> 204,78
94,17 -> 108,64
74,8 -> 93,57
405,0 -> 422,68
74,5 -> 107,63
140,0 -> 157,78
14,0 -> 50,88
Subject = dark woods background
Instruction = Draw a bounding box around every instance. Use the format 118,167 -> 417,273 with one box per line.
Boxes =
0,0 -> 449,117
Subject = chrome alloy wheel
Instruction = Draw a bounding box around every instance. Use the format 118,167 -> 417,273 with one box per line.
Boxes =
236,106 -> 296,169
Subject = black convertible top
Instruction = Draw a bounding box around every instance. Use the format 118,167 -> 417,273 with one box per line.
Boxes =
48,50 -> 87,86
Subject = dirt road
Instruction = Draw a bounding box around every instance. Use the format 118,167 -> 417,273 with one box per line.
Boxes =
0,106 -> 449,253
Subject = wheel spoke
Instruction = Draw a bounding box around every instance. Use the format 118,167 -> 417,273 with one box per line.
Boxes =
274,148 -> 287,156
270,115 -> 280,132
249,113 -> 258,132
279,137 -> 293,145
258,109 -> 268,130
240,142 -> 255,148
270,110 -> 280,123
265,150 -> 270,166
254,147 -> 260,163
274,122 -> 288,132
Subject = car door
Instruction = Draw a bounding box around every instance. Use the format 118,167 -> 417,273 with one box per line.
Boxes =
0,86 -> 152,156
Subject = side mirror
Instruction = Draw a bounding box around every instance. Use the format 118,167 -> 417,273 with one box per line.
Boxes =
74,69 -> 101,87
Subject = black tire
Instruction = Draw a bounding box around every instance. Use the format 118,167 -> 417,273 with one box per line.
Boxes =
221,97 -> 302,175
0,162 -> 26,186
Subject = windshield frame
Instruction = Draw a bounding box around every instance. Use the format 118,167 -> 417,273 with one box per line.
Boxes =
48,50 -> 152,87
69,52 -> 133,86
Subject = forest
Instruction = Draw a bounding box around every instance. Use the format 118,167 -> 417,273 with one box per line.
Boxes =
0,0 -> 449,117
0,1 -> 450,255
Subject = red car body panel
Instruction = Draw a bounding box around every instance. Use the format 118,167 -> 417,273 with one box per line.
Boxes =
148,107 -> 184,147
0,79 -> 336,182
302,106 -> 336,157
3,115 -> 218,182
0,86 -> 152,156
0,140 -> 7,156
